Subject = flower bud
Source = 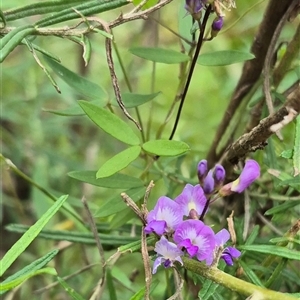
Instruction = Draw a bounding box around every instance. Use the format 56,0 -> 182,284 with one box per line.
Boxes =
211,16 -> 224,37
197,159 -> 208,183
203,170 -> 215,194
213,164 -> 226,186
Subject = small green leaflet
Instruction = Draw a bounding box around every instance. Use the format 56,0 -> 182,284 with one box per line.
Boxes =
142,140 -> 190,156
197,50 -> 255,66
79,101 -> 140,145
68,171 -> 144,189
110,92 -> 161,108
44,56 -> 107,103
129,47 -> 190,64
96,146 -> 141,178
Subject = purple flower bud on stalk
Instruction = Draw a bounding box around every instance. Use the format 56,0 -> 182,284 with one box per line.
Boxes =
231,160 -> 260,193
197,159 -> 208,183
203,170 -> 215,194
213,164 -> 226,186
212,16 -> 224,31
174,219 -> 216,262
152,236 -> 184,274
144,196 -> 183,235
174,184 -> 207,217
211,16 -> 224,38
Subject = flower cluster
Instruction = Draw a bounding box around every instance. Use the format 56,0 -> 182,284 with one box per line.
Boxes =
145,159 -> 260,274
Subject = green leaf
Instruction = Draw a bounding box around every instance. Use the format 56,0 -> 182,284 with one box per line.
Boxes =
110,92 -> 161,108
79,101 -> 140,145
129,47 -> 190,64
68,170 -> 144,189
94,186 -> 146,217
6,224 -> 139,246
3,0 -> 85,21
239,245 -> 300,260
280,149 -> 293,159
265,200 -> 300,215
132,0 -> 158,9
0,25 -> 35,63
197,50 -> 255,66
130,279 -> 159,300
0,249 -> 58,295
96,146 -> 141,178
0,267 -> 56,292
238,261 -> 264,287
117,236 -> 156,254
44,56 -> 107,103
109,209 -> 136,229
293,115 -> 300,176
0,195 -> 68,276
57,277 -> 85,300
35,0 -> 130,27
43,106 -> 85,117
107,269 -> 117,300
142,140 -> 190,156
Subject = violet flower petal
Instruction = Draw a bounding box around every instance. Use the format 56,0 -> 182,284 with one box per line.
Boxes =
145,196 -> 183,234
174,220 -> 215,261
231,160 -> 260,193
175,184 -> 207,217
152,236 -> 183,274
221,247 -> 241,266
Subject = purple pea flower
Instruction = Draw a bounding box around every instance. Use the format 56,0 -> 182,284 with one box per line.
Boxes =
206,229 -> 241,266
174,184 -> 207,218
144,196 -> 183,235
152,236 -> 184,274
174,220 -> 216,262
231,160 -> 260,193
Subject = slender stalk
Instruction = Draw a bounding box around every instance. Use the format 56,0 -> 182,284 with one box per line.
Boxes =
168,6 -> 212,140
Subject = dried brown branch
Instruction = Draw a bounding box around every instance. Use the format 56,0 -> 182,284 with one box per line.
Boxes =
207,0 -> 296,165
225,85 -> 300,164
